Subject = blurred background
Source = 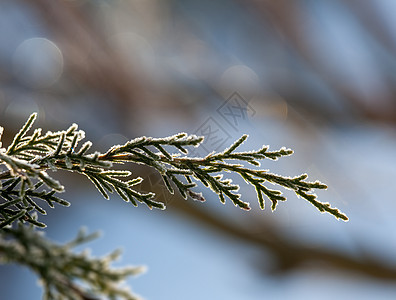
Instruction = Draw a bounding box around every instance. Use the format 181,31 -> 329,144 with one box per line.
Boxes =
1,0 -> 396,299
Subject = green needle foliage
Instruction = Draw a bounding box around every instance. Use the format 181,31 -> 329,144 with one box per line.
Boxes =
0,112 -> 347,228
0,225 -> 143,300
0,112 -> 348,299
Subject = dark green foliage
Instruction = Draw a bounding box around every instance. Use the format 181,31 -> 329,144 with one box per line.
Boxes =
0,113 -> 348,228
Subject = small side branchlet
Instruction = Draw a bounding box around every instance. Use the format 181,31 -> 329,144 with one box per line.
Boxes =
0,224 -> 143,300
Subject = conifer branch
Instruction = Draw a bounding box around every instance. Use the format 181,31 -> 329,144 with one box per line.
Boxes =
0,113 -> 348,230
0,224 -> 143,300
0,112 -> 349,299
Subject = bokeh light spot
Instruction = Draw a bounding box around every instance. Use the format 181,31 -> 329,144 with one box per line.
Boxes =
5,96 -> 40,120
12,38 -> 64,89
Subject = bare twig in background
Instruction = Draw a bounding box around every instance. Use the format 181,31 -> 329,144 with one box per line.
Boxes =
23,0 -> 143,126
247,0 -> 396,124
171,199 -> 396,281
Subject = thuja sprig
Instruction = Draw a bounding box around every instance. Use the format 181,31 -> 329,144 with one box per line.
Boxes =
106,134 -> 347,220
0,113 -> 348,229
0,224 -> 143,300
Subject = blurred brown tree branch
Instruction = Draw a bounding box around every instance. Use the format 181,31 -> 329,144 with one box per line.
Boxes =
247,0 -> 396,125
